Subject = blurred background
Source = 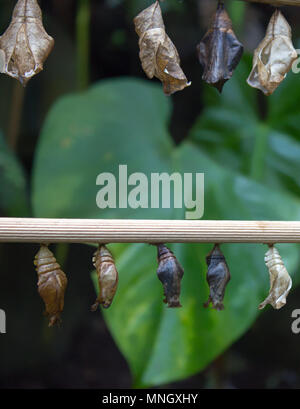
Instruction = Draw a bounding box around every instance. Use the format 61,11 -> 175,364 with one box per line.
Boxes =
1,0 -> 300,389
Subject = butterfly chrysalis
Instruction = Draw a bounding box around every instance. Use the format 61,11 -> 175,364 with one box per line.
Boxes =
156,244 -> 184,308
0,0 -> 54,85
197,2 -> 243,92
247,10 -> 297,95
91,245 -> 119,310
204,244 -> 231,310
134,0 -> 190,95
34,244 -> 68,327
259,245 -> 292,310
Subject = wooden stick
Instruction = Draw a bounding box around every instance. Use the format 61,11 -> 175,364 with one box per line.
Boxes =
0,218 -> 300,243
239,0 -> 300,6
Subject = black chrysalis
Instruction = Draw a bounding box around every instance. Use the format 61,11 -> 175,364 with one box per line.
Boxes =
197,2 -> 243,92
156,244 -> 184,308
204,244 -> 231,310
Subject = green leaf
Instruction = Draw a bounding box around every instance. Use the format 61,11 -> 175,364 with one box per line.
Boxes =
32,78 -> 173,219
0,131 -> 29,216
32,77 -> 300,387
190,55 -> 300,197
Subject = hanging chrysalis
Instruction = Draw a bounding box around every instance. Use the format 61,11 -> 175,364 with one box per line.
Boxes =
134,0 -> 190,95
34,244 -> 68,327
0,0 -> 54,85
197,2 -> 243,92
91,245 -> 119,311
156,244 -> 184,308
259,245 -> 292,310
247,9 -> 297,96
204,244 -> 231,310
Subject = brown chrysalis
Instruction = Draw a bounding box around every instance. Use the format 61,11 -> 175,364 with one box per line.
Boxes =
0,0 -> 54,85
91,245 -> 119,310
204,244 -> 231,310
156,244 -> 184,308
34,244 -> 68,327
134,0 -> 190,95
197,2 -> 243,92
259,245 -> 292,310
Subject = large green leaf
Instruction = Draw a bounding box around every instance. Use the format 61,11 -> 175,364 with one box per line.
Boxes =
0,132 -> 29,216
32,78 -> 173,219
32,78 -> 300,386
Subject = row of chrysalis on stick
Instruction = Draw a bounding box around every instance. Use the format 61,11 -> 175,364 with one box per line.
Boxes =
35,242 -> 292,327
0,0 -> 297,95
134,0 -> 298,96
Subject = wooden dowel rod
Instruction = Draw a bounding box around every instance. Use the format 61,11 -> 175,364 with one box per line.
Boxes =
0,218 -> 300,243
238,0 -> 300,6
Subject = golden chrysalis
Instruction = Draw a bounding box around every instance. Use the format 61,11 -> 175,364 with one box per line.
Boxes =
91,245 -> 119,310
259,245 -> 292,310
0,0 -> 54,85
204,244 -> 231,310
156,244 -> 184,308
34,244 -> 68,327
134,0 -> 190,95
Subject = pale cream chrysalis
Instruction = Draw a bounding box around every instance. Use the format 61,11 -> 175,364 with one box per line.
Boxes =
259,245 -> 292,310
247,10 -> 297,95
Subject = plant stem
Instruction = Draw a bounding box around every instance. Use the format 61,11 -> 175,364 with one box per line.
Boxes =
76,0 -> 91,91
250,124 -> 269,183
55,243 -> 70,269
7,81 -> 25,151
227,0 -> 246,36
